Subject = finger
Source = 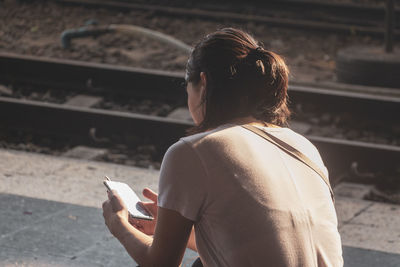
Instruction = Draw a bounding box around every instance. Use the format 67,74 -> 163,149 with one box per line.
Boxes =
129,216 -> 152,228
130,218 -> 143,229
128,216 -> 136,225
128,216 -> 142,225
141,202 -> 157,216
143,188 -> 158,202
107,189 -> 118,200
102,200 -> 111,212
130,217 -> 140,226
102,200 -> 111,218
109,191 -> 126,211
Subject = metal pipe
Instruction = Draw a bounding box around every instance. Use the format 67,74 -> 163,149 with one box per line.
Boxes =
109,24 -> 191,54
61,24 -> 191,54
61,26 -> 111,49
384,0 -> 395,53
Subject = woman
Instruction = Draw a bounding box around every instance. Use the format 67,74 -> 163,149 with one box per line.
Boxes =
102,28 -> 343,267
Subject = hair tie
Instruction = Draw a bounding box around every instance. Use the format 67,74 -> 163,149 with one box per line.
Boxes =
230,46 -> 266,78
255,46 -> 264,53
245,46 -> 266,75
247,46 -> 264,59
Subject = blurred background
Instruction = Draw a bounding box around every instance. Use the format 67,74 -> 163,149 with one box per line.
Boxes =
1,0 -> 399,200
0,0 -> 399,266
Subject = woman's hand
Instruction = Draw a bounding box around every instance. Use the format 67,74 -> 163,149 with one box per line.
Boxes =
129,188 -> 158,235
103,188 -> 193,266
102,190 -> 130,239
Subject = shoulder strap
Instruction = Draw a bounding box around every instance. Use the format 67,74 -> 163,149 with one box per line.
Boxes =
242,125 -> 334,202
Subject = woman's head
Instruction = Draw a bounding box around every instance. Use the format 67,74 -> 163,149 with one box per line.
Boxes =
185,27 -> 290,133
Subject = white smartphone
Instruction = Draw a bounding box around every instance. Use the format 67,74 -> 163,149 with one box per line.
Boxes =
103,177 -> 153,221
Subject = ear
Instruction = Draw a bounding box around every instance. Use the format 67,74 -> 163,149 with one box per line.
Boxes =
199,72 -> 207,99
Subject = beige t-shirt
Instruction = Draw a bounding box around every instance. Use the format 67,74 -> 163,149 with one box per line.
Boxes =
158,124 -> 343,267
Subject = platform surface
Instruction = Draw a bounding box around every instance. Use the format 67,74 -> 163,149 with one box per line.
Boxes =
0,149 -> 399,266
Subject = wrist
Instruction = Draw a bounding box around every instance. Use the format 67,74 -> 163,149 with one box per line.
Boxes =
112,214 -> 131,240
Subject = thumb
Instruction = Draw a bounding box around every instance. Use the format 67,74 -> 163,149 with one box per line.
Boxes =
110,190 -> 127,212
143,188 -> 158,203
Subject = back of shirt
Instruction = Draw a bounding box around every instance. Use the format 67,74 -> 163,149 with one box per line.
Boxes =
158,124 -> 343,267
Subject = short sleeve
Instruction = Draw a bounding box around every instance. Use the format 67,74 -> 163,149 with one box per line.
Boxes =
158,140 -> 208,222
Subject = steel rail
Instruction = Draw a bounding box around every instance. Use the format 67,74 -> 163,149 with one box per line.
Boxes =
250,0 -> 400,17
55,0 -> 400,37
0,52 -> 185,102
1,96 -> 399,184
1,52 -> 399,122
307,135 -> 400,179
1,53 -> 399,183
0,96 -> 191,149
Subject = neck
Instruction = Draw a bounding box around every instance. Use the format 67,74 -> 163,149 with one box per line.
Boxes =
226,116 -> 279,128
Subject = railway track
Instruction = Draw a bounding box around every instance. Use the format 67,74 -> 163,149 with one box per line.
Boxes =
1,52 -> 399,184
55,0 -> 400,38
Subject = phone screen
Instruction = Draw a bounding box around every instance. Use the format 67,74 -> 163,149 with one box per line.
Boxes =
104,180 -> 153,221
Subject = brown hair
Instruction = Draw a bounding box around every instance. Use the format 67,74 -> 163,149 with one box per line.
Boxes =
186,27 -> 290,134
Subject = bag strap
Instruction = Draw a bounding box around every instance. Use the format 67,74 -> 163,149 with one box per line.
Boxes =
242,125 -> 334,202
